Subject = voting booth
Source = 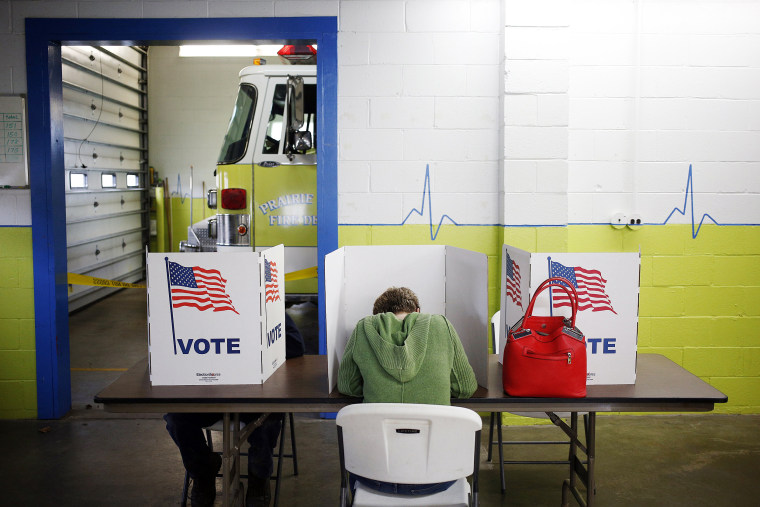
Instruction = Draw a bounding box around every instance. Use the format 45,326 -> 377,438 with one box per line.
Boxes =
147,245 -> 286,385
499,245 -> 640,385
325,245 -> 489,392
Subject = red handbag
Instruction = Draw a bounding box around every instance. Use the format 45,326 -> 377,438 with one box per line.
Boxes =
502,277 -> 587,398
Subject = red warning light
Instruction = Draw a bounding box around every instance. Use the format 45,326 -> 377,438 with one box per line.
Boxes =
278,45 -> 317,62
221,188 -> 246,210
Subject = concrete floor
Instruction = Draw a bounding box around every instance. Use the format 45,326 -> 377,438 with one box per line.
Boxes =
1,288 -> 759,506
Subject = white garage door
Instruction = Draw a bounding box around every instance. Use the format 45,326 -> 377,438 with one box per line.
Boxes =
62,46 -> 148,311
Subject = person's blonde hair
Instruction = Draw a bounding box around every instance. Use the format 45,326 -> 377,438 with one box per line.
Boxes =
372,287 -> 420,315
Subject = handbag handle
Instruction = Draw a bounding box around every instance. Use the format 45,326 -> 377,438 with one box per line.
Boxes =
523,277 -> 579,327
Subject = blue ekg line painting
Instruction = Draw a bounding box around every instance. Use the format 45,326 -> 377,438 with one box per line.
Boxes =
170,173 -> 191,203
399,164 -> 460,241
662,164 -> 720,239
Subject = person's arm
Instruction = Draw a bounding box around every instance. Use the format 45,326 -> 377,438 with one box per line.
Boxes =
337,325 -> 363,397
445,317 -> 478,399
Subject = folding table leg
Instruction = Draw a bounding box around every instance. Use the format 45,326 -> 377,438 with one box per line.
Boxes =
586,413 -> 596,506
496,417 -> 505,493
222,413 -> 231,507
560,411 -> 596,507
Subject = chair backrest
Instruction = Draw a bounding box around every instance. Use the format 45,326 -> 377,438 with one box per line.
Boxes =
336,403 -> 482,485
491,310 -> 501,353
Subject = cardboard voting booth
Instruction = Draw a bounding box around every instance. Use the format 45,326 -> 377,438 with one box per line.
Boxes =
325,245 -> 489,392
499,245 -> 640,385
147,245 -> 286,386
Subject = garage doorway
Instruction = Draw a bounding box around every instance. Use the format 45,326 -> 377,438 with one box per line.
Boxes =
26,17 -> 337,418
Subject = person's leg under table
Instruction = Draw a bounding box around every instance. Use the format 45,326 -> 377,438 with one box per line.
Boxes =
164,412 -> 224,507
244,413 -> 283,507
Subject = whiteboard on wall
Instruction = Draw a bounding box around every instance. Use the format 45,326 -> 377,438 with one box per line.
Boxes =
0,96 -> 28,187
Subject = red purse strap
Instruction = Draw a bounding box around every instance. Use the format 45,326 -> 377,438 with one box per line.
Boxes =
523,277 -> 579,327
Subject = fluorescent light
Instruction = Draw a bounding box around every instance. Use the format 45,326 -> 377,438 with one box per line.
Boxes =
179,45 -> 285,57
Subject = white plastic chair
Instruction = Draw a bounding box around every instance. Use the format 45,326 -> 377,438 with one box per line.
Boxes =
488,310 -> 589,493
336,403 -> 482,507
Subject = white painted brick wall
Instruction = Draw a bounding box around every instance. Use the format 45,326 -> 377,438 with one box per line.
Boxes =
505,27 -> 569,60
208,2 -> 275,18
369,161 -> 430,193
406,0 -> 471,32
403,65 -> 467,97
339,192 -> 403,224
536,94 -> 568,126
505,192 -> 567,225
370,97 -> 434,129
466,64 -> 501,96
433,32 -> 500,64
503,4 -> 569,226
570,98 -> 634,130
471,0 -> 503,33
434,97 -> 499,129
567,0 -> 760,226
338,162 -> 370,194
504,126 -> 568,160
0,190 -> 31,226
505,94 -> 537,126
369,33 -> 436,65
339,65 -> 403,97
274,1 -> 339,17
432,161 -> 500,193
337,32 -> 370,66
401,191 -> 500,225
338,97 -> 369,129
504,0 -> 569,28
6,0 -> 760,232
504,160 -> 536,193
78,2 -> 144,18
340,129 -> 404,161
569,66 -> 636,98
506,60 -> 568,94
339,0 -> 406,32
143,2 -> 208,19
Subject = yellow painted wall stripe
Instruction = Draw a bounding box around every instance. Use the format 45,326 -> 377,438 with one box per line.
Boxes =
67,266 -> 318,289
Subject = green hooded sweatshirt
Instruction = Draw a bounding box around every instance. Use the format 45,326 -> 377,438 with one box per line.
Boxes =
337,312 -> 478,405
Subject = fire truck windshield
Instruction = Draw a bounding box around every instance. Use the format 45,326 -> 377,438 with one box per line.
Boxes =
217,84 -> 257,165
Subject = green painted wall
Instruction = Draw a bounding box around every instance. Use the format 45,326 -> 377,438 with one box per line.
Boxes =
0,227 -> 37,419
3,221 -> 756,420
339,223 -> 760,418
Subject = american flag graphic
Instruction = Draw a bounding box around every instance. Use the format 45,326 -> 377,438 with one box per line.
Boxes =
264,259 -> 281,303
167,261 -> 238,314
505,253 -> 523,309
549,259 -> 616,314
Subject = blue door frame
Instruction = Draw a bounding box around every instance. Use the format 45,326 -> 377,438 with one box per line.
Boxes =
25,17 -> 338,419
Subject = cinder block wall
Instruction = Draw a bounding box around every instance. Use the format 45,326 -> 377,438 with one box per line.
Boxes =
0,191 -> 35,419
1,0 -> 758,418
497,0 -> 760,415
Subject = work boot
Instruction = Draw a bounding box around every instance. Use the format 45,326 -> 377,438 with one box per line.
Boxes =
190,453 -> 222,507
246,475 -> 271,507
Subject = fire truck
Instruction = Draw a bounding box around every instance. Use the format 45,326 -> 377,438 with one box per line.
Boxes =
181,50 -> 317,298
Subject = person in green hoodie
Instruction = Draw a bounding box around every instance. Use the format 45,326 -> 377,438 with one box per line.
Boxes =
337,286 -> 478,496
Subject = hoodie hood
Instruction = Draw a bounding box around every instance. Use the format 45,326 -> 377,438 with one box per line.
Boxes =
362,312 -> 431,383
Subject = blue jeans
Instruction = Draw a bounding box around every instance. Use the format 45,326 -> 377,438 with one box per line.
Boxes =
164,412 -> 282,479
349,472 -> 455,496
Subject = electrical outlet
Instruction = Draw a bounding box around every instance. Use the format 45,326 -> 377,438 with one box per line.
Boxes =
610,213 -> 627,229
